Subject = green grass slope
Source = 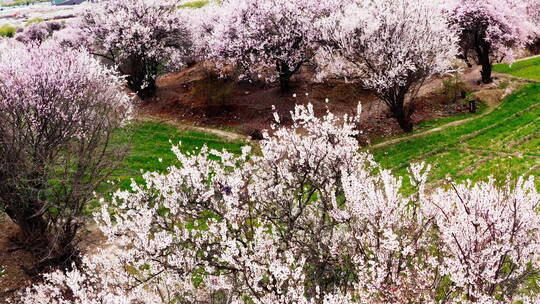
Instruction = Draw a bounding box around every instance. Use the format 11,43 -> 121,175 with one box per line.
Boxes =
371,83 -> 540,190
494,56 -> 540,81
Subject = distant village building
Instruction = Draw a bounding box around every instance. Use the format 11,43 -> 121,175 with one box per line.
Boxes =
52,0 -> 85,5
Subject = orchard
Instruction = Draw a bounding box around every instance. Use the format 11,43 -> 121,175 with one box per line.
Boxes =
0,0 -> 539,303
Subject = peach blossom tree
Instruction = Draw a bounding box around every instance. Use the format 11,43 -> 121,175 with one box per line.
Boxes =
206,0 -> 344,91
77,0 -> 193,97
448,0 -> 535,83
0,41 -> 132,271
315,0 -> 458,132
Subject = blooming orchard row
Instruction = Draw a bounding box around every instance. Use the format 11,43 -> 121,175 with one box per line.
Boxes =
15,0 -> 538,132
18,103 -> 540,304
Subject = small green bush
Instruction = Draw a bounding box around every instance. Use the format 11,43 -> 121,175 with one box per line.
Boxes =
440,74 -> 467,103
180,0 -> 210,9
0,24 -> 17,38
25,17 -> 45,26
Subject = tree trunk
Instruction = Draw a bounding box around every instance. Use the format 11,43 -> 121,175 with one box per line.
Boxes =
388,95 -> 414,133
4,197 -> 81,273
277,61 -> 292,92
477,42 -> 493,84
480,60 -> 493,84
4,190 -> 48,246
279,73 -> 291,92
395,110 -> 413,133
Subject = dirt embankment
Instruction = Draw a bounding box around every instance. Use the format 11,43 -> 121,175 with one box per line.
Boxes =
139,63 -> 520,144
0,214 -> 34,301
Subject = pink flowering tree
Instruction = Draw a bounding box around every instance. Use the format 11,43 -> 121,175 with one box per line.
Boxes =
0,41 -> 132,271
50,19 -> 93,50
77,0 -> 193,97
16,102 -> 540,303
448,0 -> 535,83
315,0 -> 458,132
206,0 -> 339,91
15,21 -> 63,44
527,2 -> 540,54
427,177 -> 540,302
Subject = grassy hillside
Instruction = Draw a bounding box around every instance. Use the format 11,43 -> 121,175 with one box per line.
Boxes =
371,83 -> 540,190
494,56 -> 540,81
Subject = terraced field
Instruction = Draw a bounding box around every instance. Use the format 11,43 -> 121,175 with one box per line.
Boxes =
371,82 -> 540,190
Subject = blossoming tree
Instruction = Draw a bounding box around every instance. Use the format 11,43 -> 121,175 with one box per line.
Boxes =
428,177 -> 540,302
527,2 -> 540,53
15,21 -> 63,44
315,0 -> 458,132
207,0 -> 339,91
77,0 -> 193,97
17,102 -> 540,303
448,0 -> 535,83
0,41 -> 132,271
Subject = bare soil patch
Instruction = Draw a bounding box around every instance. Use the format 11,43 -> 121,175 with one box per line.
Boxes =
0,214 -> 34,301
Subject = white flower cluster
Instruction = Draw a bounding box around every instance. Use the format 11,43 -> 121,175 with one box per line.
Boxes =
17,104 -> 540,304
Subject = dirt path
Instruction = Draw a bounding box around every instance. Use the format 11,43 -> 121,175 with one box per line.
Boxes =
137,114 -> 249,142
518,54 -> 540,61
369,91 -> 503,150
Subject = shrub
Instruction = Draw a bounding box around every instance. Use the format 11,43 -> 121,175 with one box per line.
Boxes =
0,25 -> 17,38
50,20 -> 91,49
25,18 -> 45,26
0,41 -> 132,272
16,104 -> 540,304
15,21 -> 63,44
441,74 -> 467,103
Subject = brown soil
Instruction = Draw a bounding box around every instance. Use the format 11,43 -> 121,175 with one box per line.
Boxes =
139,63 -> 479,144
0,214 -> 34,301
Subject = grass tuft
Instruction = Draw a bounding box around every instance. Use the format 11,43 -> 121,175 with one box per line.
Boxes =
0,24 -> 16,38
179,0 -> 210,9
